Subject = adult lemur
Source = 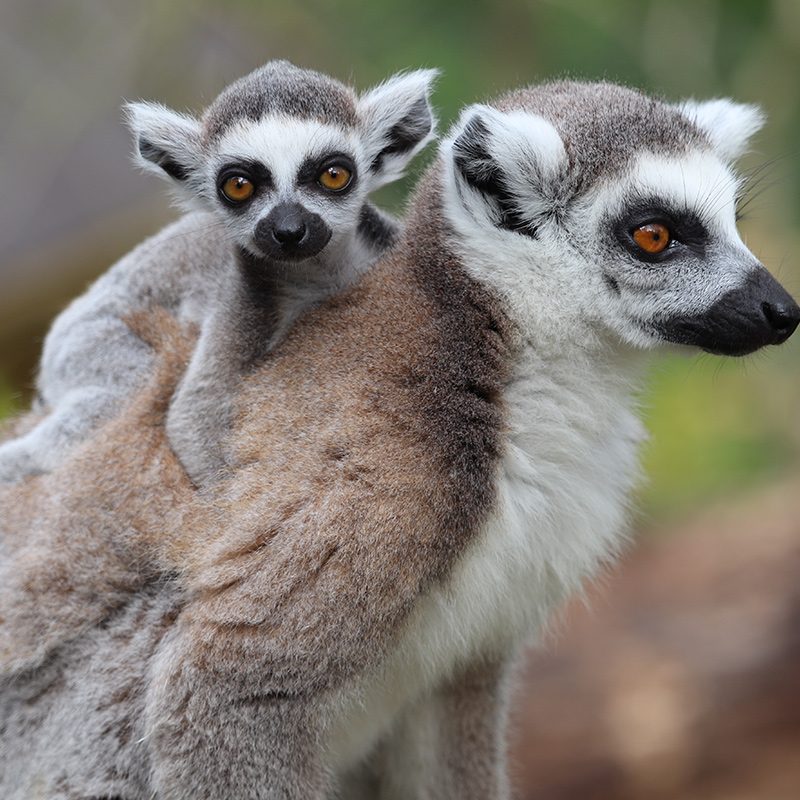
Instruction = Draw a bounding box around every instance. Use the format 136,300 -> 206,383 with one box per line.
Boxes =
0,60 -> 436,484
1,83 -> 798,799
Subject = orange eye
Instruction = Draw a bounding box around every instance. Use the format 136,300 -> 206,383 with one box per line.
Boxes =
318,164 -> 352,192
221,175 -> 255,203
632,222 -> 671,254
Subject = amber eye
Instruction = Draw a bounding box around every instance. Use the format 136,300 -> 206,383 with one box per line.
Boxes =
221,175 -> 255,203
318,164 -> 352,192
632,222 -> 671,254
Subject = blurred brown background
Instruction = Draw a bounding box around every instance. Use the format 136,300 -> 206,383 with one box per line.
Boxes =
1,1 -> 799,797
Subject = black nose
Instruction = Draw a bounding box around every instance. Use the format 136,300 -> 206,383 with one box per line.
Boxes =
253,202 -> 332,262
656,267 -> 800,356
762,298 -> 800,343
272,217 -> 307,245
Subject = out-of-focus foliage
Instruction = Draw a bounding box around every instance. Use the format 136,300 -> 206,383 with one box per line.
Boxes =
0,378 -> 18,421
0,0 -> 798,520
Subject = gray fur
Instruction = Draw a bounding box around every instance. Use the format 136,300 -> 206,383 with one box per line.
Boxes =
0,583 -> 181,800
494,81 -> 708,188
0,61 -> 436,485
0,211 -> 226,483
203,60 -> 358,141
166,229 -> 389,485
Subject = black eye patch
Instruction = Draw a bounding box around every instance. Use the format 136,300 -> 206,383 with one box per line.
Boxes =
215,160 -> 272,210
215,160 -> 272,188
296,153 -> 357,194
613,199 -> 708,263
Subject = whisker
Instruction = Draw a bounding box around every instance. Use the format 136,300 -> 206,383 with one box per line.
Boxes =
735,150 -> 798,219
736,178 -> 784,221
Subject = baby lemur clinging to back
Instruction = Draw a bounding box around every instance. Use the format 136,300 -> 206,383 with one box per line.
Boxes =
0,61 -> 437,485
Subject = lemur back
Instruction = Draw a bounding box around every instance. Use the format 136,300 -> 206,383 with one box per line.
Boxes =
0,213 -> 223,483
0,61 -> 437,485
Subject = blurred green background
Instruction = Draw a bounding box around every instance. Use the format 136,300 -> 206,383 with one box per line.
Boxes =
1,0 -> 799,522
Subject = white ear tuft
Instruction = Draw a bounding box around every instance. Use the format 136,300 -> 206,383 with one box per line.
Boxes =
447,104 -> 567,232
678,99 -> 765,162
474,105 -> 566,182
124,101 -> 203,182
357,68 -> 439,188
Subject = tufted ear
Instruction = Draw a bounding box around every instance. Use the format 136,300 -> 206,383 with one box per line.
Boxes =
448,104 -> 567,235
357,69 -> 439,188
124,101 -> 203,182
678,99 -> 765,162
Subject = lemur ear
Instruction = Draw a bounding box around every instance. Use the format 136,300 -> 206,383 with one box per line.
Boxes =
678,99 -> 765,162
449,104 -> 567,235
124,101 -> 203,182
357,69 -> 439,188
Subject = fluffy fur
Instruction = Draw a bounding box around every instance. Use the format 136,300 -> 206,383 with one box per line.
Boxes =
0,61 -> 437,485
159,64 -> 437,484
1,81 -> 798,799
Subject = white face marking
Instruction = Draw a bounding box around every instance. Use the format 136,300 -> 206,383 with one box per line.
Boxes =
215,115 -> 365,195
580,149 -> 758,346
607,150 -> 742,243
204,115 -> 372,255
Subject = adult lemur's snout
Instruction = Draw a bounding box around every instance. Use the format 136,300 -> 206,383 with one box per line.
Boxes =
659,267 -> 800,356
255,202 -> 332,262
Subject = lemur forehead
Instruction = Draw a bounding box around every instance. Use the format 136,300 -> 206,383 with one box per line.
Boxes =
626,150 -> 739,233
494,81 -> 709,185
202,61 -> 358,143
215,115 -> 360,170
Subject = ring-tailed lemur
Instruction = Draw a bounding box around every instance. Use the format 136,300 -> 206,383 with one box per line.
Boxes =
2,82 -> 798,800
143,83 -> 799,800
0,60 -> 437,485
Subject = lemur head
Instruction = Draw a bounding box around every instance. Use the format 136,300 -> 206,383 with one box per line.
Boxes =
438,81 -> 799,356
126,60 -> 437,264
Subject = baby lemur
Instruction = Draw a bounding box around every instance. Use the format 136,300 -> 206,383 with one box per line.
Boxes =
0,60 -> 436,485
2,81 -> 799,800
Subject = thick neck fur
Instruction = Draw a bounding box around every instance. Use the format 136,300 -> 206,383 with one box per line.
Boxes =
411,161 -> 650,403
396,166 -> 648,647
235,205 -> 392,356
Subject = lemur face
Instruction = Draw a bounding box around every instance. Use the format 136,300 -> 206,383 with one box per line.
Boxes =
444,82 -> 799,356
573,149 -> 799,355
127,60 -> 436,264
204,115 -> 367,262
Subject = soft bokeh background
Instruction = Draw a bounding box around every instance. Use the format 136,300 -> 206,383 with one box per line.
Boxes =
1,1 -> 798,797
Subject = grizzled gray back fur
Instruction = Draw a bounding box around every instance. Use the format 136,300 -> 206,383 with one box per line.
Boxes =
0,582 -> 181,800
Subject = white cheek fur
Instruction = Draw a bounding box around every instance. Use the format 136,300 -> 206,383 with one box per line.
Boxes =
587,151 -> 757,337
